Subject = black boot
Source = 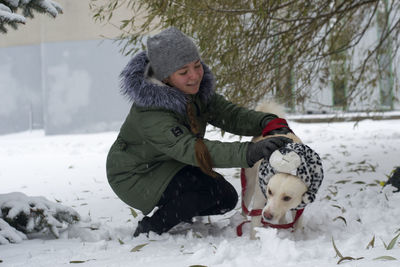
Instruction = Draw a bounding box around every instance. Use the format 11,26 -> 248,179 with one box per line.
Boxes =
133,216 -> 154,237
385,167 -> 400,192
133,215 -> 194,237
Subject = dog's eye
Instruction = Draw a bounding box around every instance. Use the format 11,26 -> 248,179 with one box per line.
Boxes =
268,189 -> 273,196
282,196 -> 292,201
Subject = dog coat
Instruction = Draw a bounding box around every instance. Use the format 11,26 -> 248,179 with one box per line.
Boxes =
258,143 -> 324,209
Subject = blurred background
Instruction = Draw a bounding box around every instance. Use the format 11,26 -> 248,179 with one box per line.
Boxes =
0,0 -> 133,135
1,0 -> 399,135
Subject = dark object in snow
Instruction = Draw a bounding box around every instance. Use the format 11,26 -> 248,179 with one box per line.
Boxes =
133,216 -> 155,237
133,216 -> 195,237
385,167 -> 400,192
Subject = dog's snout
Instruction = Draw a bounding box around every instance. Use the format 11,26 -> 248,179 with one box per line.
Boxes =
263,211 -> 273,221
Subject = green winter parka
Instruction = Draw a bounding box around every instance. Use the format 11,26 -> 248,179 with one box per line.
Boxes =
106,52 -> 277,214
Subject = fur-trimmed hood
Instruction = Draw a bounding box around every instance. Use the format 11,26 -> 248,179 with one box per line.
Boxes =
120,51 -> 215,114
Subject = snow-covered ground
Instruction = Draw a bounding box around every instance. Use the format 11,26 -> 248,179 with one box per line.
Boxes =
1,119 -> 400,267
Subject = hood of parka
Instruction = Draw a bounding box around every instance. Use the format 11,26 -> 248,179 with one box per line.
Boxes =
120,51 -> 215,114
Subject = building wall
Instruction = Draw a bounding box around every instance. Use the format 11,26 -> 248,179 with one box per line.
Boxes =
0,45 -> 43,134
0,0 -> 131,46
0,0 -> 132,135
41,39 -> 130,134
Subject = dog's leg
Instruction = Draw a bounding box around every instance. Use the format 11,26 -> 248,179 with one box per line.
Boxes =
250,216 -> 263,240
242,163 -> 258,217
250,174 -> 267,240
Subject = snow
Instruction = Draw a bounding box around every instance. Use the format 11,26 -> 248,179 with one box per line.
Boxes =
0,0 -> 62,26
288,110 -> 400,120
0,218 -> 27,244
0,4 -> 12,13
0,5 -> 26,24
3,1 -> 19,9
34,0 -> 63,18
1,119 -> 400,266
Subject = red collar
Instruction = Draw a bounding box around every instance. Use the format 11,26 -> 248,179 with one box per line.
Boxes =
261,208 -> 304,229
262,118 -> 292,136
237,168 -> 304,236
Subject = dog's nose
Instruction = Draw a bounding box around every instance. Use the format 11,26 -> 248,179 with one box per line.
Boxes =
263,211 -> 273,221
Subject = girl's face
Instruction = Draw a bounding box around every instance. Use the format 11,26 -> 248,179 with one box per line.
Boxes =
165,60 -> 204,95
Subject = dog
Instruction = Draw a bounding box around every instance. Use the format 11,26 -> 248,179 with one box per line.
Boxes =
241,101 -> 323,239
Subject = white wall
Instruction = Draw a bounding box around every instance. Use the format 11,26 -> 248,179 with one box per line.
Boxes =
0,0 -> 132,47
0,45 -> 43,134
0,0 -> 133,135
42,39 -> 130,134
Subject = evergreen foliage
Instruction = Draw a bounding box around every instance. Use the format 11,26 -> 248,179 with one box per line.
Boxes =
0,192 -> 80,244
91,0 -> 400,109
0,0 -> 63,33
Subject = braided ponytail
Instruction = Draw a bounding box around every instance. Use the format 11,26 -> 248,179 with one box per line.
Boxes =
186,101 -> 218,178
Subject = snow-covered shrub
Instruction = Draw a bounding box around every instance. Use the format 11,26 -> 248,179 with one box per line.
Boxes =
0,0 -> 63,33
0,218 -> 27,245
0,192 -> 80,244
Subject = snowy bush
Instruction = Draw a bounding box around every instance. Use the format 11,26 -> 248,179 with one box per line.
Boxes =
0,192 -> 80,244
0,218 -> 27,245
0,0 -> 62,33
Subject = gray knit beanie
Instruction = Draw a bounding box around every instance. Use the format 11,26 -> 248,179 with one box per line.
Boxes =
147,27 -> 200,81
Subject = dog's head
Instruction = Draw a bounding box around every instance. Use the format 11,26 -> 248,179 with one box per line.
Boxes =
262,173 -> 307,223
258,143 -> 324,223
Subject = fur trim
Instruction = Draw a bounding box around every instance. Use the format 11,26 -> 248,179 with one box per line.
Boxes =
120,51 -> 215,114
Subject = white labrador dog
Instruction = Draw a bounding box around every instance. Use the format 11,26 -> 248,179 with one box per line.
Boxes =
241,102 -> 312,239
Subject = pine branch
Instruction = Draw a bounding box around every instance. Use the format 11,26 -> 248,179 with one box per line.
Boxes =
0,0 -> 62,33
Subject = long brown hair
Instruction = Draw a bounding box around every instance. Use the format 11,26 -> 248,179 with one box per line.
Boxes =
186,101 -> 218,178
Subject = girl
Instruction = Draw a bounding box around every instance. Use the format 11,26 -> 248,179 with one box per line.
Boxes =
106,27 -> 291,236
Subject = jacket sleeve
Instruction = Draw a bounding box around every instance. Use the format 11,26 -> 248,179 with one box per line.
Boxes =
206,93 -> 278,136
138,110 -> 250,168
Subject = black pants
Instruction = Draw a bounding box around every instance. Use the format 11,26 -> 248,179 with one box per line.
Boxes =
147,165 -> 238,234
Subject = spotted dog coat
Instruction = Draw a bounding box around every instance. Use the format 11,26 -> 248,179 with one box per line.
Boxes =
258,143 -> 324,210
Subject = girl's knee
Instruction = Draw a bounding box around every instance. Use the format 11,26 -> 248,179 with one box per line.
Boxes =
219,181 -> 238,211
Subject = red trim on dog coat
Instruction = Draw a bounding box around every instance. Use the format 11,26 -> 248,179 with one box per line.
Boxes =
237,168 -> 304,237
